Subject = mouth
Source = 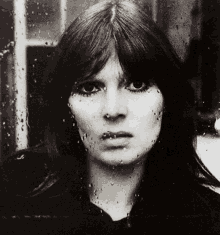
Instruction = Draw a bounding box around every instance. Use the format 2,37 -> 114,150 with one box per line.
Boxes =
101,131 -> 133,140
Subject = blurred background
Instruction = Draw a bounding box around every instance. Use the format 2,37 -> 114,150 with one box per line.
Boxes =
0,0 -> 220,181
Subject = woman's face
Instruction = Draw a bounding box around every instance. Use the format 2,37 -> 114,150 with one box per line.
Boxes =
68,53 -> 164,167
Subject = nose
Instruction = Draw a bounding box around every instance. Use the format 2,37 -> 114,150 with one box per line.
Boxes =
102,88 -> 127,122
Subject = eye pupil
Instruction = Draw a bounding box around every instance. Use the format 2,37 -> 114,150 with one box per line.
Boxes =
84,84 -> 94,92
133,82 -> 143,89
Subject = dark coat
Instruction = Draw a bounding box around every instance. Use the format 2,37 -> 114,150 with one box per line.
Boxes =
0,151 -> 220,235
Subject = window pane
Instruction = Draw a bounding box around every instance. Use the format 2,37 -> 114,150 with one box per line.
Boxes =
27,0 -> 60,40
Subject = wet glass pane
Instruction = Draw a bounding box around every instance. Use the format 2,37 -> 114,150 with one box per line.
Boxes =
66,0 -> 101,29
27,46 -> 55,146
27,0 -> 60,40
0,1 -> 14,162
0,0 -> 219,184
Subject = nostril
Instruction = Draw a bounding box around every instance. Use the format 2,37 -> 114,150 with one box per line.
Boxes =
104,114 -> 116,121
104,113 -> 125,122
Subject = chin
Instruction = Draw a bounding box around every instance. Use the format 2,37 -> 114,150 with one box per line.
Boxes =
97,152 -> 146,168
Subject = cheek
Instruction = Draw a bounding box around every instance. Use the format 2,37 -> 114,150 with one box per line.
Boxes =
152,101 -> 164,126
68,97 -> 98,136
149,92 -> 164,124
130,93 -> 164,128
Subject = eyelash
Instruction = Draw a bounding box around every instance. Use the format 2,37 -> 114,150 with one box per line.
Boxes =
74,82 -> 102,97
126,81 -> 150,93
73,81 -> 150,97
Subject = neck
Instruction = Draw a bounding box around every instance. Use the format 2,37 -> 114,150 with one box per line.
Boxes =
87,158 -> 145,221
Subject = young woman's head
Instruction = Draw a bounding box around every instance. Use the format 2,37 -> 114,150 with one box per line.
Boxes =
68,44 -> 164,167
41,0 -> 219,186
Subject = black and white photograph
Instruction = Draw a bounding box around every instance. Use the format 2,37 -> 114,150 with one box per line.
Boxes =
1,0 -> 220,234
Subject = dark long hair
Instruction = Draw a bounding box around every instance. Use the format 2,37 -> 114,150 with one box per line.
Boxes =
9,0 -> 220,197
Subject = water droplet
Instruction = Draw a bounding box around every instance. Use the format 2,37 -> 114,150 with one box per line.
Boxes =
89,183 -> 92,188
82,133 -> 88,141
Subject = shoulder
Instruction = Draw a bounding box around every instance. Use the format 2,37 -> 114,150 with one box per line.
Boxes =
0,146 -> 86,215
0,145 -> 50,196
172,182 -> 220,215
0,145 -> 84,198
175,184 -> 220,233
193,184 -> 220,211
148,181 -> 220,215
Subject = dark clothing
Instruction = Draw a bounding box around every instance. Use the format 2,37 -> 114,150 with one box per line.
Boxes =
0,151 -> 220,234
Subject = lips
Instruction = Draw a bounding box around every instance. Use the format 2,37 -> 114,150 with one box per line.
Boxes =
101,131 -> 133,140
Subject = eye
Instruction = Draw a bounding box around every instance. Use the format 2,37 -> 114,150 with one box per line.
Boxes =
73,81 -> 102,96
126,81 -> 149,92
81,83 -> 98,93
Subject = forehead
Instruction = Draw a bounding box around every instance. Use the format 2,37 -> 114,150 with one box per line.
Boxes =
94,55 -> 126,83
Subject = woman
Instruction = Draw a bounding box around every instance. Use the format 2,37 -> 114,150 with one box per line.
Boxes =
1,0 -> 220,234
